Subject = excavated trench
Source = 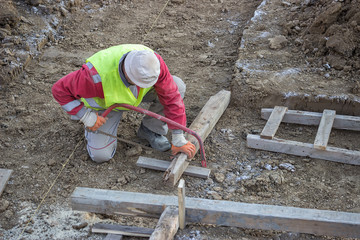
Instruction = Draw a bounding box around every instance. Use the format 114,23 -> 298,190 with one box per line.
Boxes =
231,0 -> 360,117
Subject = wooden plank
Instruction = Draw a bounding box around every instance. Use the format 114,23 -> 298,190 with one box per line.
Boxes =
260,106 -> 288,139
164,90 -> 231,186
247,134 -> 360,165
104,234 -> 123,240
261,108 -> 360,131
178,179 -> 186,230
0,169 -> 13,196
92,223 -> 153,237
149,206 -> 179,240
71,187 -> 360,238
165,154 -> 189,186
137,156 -> 210,179
314,110 -> 336,150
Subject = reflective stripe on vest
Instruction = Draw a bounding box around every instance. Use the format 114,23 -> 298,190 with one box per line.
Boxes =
83,98 -> 104,109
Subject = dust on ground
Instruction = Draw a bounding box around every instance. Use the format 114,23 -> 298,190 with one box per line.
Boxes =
1,0 -> 360,239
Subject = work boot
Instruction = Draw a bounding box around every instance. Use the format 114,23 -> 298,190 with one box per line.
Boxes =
137,123 -> 171,152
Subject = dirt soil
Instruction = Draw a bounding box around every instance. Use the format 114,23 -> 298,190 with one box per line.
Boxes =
1,0 -> 360,239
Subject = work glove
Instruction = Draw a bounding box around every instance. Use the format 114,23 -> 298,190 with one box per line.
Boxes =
80,110 -> 106,131
171,130 -> 196,159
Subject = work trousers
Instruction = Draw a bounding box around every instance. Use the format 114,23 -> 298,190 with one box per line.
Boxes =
85,76 -> 186,163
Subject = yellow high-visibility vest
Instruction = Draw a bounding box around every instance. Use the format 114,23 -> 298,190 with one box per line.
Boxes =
81,44 -> 154,111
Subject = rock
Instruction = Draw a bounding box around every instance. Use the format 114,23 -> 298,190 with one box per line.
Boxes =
0,28 -> 11,41
117,176 -> 127,185
352,81 -> 360,94
225,172 -> 236,183
125,145 -> 142,157
138,168 -> 146,174
263,163 -> 272,170
205,178 -> 214,185
213,186 -> 222,191
257,192 -> 272,198
47,159 -> 56,166
4,209 -> 13,219
268,171 -> 284,185
24,228 -> 34,234
237,186 -> 246,194
223,193 -> 233,200
308,2 -> 342,34
68,0 -> 82,7
156,24 -> 166,29
0,199 -> 10,212
72,222 -> 88,230
171,0 -> 185,4
255,174 -> 271,184
294,37 -> 303,46
269,35 -> 288,50
326,54 -> 346,70
279,163 -> 295,172
29,0 -> 43,6
0,1 -> 20,27
207,190 -> 222,200
174,32 -> 186,38
214,172 -> 225,183
60,6 -> 69,17
343,65 -> 352,72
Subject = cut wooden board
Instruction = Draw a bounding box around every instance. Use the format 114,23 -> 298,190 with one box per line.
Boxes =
314,110 -> 336,150
178,179 -> 186,230
261,108 -> 360,131
164,90 -> 231,186
71,187 -> 360,238
137,156 -> 210,179
92,223 -> 153,237
149,206 -> 179,240
260,106 -> 287,139
247,134 -> 360,165
0,169 -> 13,196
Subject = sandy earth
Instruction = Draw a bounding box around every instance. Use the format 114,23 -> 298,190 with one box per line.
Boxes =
0,0 -> 360,239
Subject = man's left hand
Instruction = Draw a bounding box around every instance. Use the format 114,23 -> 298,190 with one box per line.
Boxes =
171,141 -> 196,158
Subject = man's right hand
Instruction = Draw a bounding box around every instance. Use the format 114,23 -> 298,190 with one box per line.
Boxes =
80,110 -> 106,131
88,113 -> 106,131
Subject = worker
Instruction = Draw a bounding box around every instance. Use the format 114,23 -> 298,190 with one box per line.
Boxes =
52,44 -> 196,163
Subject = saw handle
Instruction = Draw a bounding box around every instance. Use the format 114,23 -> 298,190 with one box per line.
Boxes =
102,103 -> 207,167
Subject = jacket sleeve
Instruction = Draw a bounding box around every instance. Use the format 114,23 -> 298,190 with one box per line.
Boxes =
154,54 -> 187,129
51,64 -> 104,119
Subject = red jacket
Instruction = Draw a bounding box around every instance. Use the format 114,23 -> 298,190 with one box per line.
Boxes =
52,53 -> 186,129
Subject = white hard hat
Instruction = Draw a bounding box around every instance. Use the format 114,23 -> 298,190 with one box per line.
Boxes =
124,50 -> 160,88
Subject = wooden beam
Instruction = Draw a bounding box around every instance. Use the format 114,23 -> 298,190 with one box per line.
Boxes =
92,223 -> 153,237
136,156 -> 210,179
104,234 -> 123,240
0,169 -> 13,197
164,90 -> 231,186
314,110 -> 336,150
260,106 -> 287,139
261,108 -> 360,131
149,206 -> 179,240
71,187 -> 360,238
178,179 -> 186,229
247,134 -> 360,165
